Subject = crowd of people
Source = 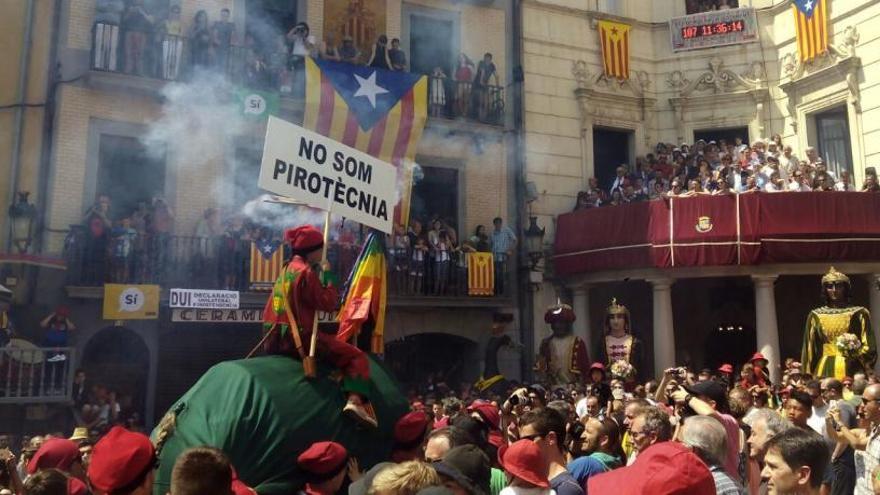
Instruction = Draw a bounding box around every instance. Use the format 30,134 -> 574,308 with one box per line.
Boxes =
575,137 -> 879,211
6,354 -> 880,494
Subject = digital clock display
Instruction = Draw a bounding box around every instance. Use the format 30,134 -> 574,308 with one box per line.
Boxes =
681,20 -> 746,40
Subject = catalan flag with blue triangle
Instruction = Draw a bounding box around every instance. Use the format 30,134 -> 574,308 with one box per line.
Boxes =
304,58 -> 427,226
792,0 -> 828,62
336,231 -> 387,354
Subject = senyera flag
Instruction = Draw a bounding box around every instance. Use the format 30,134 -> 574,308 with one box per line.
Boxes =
304,58 -> 428,225
337,231 -> 387,354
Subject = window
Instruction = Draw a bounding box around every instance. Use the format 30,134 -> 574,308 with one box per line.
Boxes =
407,13 -> 458,77
245,0 -> 298,51
686,0 -> 739,15
97,135 -> 166,220
815,107 -> 853,178
410,166 -> 459,229
593,127 -> 633,191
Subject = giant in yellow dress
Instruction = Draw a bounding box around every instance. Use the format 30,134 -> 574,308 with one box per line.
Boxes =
801,267 -> 875,379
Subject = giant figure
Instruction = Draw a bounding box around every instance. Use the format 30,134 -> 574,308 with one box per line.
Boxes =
599,298 -> 643,382
802,267 -> 875,379
534,302 -> 590,385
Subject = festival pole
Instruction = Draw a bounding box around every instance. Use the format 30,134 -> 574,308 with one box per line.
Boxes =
304,206 -> 332,377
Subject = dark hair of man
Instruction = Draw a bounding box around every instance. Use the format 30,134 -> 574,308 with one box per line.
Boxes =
765,428 -> 829,488
825,379 -> 843,394
492,217 -> 502,224
170,447 -> 233,495
597,417 -> 625,461
805,380 -> 821,392
519,408 -> 567,452
788,390 -> 813,411
24,468 -> 68,495
427,426 -> 469,450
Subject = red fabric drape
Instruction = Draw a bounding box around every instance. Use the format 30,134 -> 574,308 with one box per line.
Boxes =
554,192 -> 880,276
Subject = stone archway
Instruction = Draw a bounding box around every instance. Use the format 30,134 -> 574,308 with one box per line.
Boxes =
81,326 -> 150,424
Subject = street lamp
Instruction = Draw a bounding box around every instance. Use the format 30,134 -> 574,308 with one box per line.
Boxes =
524,216 -> 545,269
9,191 -> 37,254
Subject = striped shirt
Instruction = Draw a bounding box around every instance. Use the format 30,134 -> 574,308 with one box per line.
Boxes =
710,465 -> 744,495
491,226 -> 516,259
855,426 -> 880,495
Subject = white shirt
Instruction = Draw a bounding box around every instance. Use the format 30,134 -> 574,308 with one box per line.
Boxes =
763,182 -> 783,192
808,403 -> 828,436
788,181 -> 811,192
855,426 -> 880,494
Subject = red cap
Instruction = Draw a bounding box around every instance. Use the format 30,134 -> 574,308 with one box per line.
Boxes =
87,426 -> 155,493
55,305 -> 70,318
544,305 -> 576,324
68,477 -> 89,495
718,363 -> 733,374
750,352 -> 767,364
498,440 -> 549,488
284,226 -> 324,252
590,362 -> 606,372
297,441 -> 348,476
411,401 -> 426,412
587,442 -> 714,495
27,438 -> 81,474
844,376 -> 854,385
467,401 -> 500,430
394,411 -> 431,444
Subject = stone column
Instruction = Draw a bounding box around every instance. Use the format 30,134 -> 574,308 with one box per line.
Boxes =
572,286 -> 592,360
650,278 -> 675,378
868,275 -> 880,374
752,274 -> 781,384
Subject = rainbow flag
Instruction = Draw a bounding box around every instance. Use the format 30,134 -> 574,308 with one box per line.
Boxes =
792,0 -> 828,62
337,231 -> 387,354
304,58 -> 427,225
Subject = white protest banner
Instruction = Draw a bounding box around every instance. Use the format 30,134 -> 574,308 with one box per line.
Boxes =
258,116 -> 396,234
169,289 -> 240,309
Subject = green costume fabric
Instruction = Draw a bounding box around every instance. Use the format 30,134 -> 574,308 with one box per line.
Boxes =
490,467 -> 507,495
151,355 -> 408,495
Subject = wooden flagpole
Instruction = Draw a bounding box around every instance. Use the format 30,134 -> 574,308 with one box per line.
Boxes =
303,207 -> 332,377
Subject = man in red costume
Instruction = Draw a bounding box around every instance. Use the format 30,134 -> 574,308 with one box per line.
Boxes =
262,225 -> 377,427
534,302 -> 590,386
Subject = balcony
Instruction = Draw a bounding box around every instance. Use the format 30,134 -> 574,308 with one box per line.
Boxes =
62,226 -> 511,304
0,346 -> 74,404
553,192 -> 880,276
89,30 -> 504,126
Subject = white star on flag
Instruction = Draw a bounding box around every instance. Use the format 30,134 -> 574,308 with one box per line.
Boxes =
353,71 -> 389,108
804,0 -> 813,11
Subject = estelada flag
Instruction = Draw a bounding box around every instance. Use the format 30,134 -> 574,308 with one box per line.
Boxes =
304,58 -> 428,225
249,239 -> 285,291
337,231 -> 387,354
597,20 -> 631,80
467,252 -> 494,296
792,0 -> 828,62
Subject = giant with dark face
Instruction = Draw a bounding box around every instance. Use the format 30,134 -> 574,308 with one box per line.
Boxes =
801,267 -> 875,380
534,301 -> 590,386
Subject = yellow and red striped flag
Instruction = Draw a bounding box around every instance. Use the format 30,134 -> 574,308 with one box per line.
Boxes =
598,20 -> 631,80
304,58 -> 428,225
467,252 -> 495,296
337,231 -> 387,354
792,0 -> 828,62
249,239 -> 285,291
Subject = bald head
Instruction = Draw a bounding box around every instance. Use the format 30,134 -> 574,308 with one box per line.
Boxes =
859,384 -> 880,424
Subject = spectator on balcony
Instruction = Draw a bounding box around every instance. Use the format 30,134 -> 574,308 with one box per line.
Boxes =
863,175 -> 880,192
110,216 -> 137,283
389,38 -> 407,71
430,66 -> 448,118
666,180 -> 684,198
573,192 -> 592,211
742,175 -> 760,193
454,53 -> 475,117
805,146 -> 822,167
813,173 -> 835,192
473,53 -> 498,122
390,224 -> 410,294
470,225 -> 491,252
83,194 -> 112,283
148,197 -> 174,280
609,166 -> 628,196
835,170 -> 854,191
190,10 -> 212,69
782,145 -> 800,175
490,217 -> 516,296
156,4 -> 183,80
121,0 -> 154,76
367,34 -> 393,70
287,22 -> 315,93
649,180 -> 668,200
433,230 -> 452,295
339,35 -> 360,64
93,0 -> 125,71
712,178 -> 733,195
788,171 -> 812,192
220,216 -> 248,290
764,171 -> 785,192
409,222 -> 429,295
268,35 -> 293,93
243,33 -> 267,88
211,8 -> 236,72
40,307 -> 75,350
319,32 -> 341,62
